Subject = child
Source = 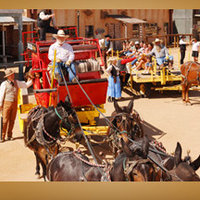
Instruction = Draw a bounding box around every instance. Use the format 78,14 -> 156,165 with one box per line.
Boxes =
144,56 -> 152,74
106,57 -> 121,102
191,38 -> 200,62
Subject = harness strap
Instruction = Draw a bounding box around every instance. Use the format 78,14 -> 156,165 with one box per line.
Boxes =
73,151 -> 105,168
123,157 -> 150,181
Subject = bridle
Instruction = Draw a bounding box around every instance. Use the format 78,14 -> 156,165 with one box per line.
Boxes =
123,156 -> 152,181
110,112 -> 134,136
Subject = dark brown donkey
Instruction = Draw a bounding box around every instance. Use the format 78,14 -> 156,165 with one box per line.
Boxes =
181,61 -> 200,105
24,100 -> 82,181
107,99 -> 144,156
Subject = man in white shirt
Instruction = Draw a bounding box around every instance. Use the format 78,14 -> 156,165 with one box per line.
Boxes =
179,35 -> 189,64
98,35 -> 113,69
48,29 -> 76,82
0,69 -> 33,142
37,9 -> 58,41
191,38 -> 200,62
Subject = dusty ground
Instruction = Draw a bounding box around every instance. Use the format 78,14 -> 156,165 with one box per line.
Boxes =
0,46 -> 199,181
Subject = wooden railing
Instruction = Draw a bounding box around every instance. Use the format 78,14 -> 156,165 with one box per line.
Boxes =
109,34 -> 193,48
146,34 -> 193,48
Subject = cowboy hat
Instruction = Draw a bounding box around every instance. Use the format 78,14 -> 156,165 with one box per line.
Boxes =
4,69 -> 14,78
135,41 -> 139,45
53,29 -> 69,39
154,38 -> 162,43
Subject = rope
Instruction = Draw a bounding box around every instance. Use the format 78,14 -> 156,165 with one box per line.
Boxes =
73,151 -> 105,168
59,65 -> 73,104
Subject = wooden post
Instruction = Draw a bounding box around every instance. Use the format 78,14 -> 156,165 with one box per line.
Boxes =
178,50 -> 180,68
164,35 -> 167,47
174,36 -> 176,48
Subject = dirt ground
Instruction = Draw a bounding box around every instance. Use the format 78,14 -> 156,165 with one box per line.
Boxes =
0,46 -> 199,181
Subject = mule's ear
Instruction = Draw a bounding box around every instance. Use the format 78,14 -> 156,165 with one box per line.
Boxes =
114,99 -> 122,113
65,95 -> 70,103
142,135 -> 149,158
190,155 -> 200,171
174,142 -> 182,166
121,139 -> 133,157
127,99 -> 134,114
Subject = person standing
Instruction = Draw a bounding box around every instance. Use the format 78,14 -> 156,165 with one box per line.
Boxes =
48,29 -> 76,82
191,38 -> 200,63
37,9 -> 58,41
99,35 -> 113,69
0,69 -> 33,142
106,57 -> 121,102
179,36 -> 188,64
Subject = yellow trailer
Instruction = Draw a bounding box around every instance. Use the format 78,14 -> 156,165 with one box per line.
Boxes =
127,58 -> 183,97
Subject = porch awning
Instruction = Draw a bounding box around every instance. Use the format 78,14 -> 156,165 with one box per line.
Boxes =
0,16 -> 35,25
114,17 -> 147,24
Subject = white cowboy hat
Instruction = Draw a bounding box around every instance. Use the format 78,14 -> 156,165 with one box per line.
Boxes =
154,38 -> 162,43
135,41 -> 139,45
4,69 -> 14,78
53,29 -> 69,39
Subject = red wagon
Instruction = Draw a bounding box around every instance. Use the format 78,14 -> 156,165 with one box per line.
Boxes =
21,28 -> 108,125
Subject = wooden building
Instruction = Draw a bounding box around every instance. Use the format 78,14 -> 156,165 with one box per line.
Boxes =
26,9 -> 172,47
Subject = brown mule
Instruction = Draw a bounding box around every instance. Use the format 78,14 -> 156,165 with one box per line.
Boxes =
180,61 -> 200,105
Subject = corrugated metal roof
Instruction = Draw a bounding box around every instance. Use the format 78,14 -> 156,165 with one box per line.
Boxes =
0,16 -> 35,24
115,17 -> 147,24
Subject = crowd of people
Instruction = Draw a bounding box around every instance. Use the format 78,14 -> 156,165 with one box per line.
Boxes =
104,35 -> 200,102
105,38 -> 175,102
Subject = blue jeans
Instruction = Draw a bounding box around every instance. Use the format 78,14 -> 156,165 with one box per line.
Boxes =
157,56 -> 173,66
54,62 -> 76,82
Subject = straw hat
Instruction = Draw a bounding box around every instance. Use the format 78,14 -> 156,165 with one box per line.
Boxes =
4,69 -> 14,78
53,29 -> 69,39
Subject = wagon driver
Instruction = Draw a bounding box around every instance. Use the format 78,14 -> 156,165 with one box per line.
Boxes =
0,69 -> 33,142
48,29 -> 77,83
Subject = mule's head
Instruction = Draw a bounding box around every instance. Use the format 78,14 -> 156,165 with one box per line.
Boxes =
169,142 -> 200,181
121,136 -> 157,181
111,99 -> 135,143
57,97 -> 82,142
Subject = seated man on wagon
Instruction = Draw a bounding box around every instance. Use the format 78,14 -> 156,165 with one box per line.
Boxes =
48,29 -> 76,83
147,38 -> 173,70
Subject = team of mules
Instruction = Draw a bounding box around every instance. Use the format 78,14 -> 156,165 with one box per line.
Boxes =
47,136 -> 200,181
24,98 -> 200,181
